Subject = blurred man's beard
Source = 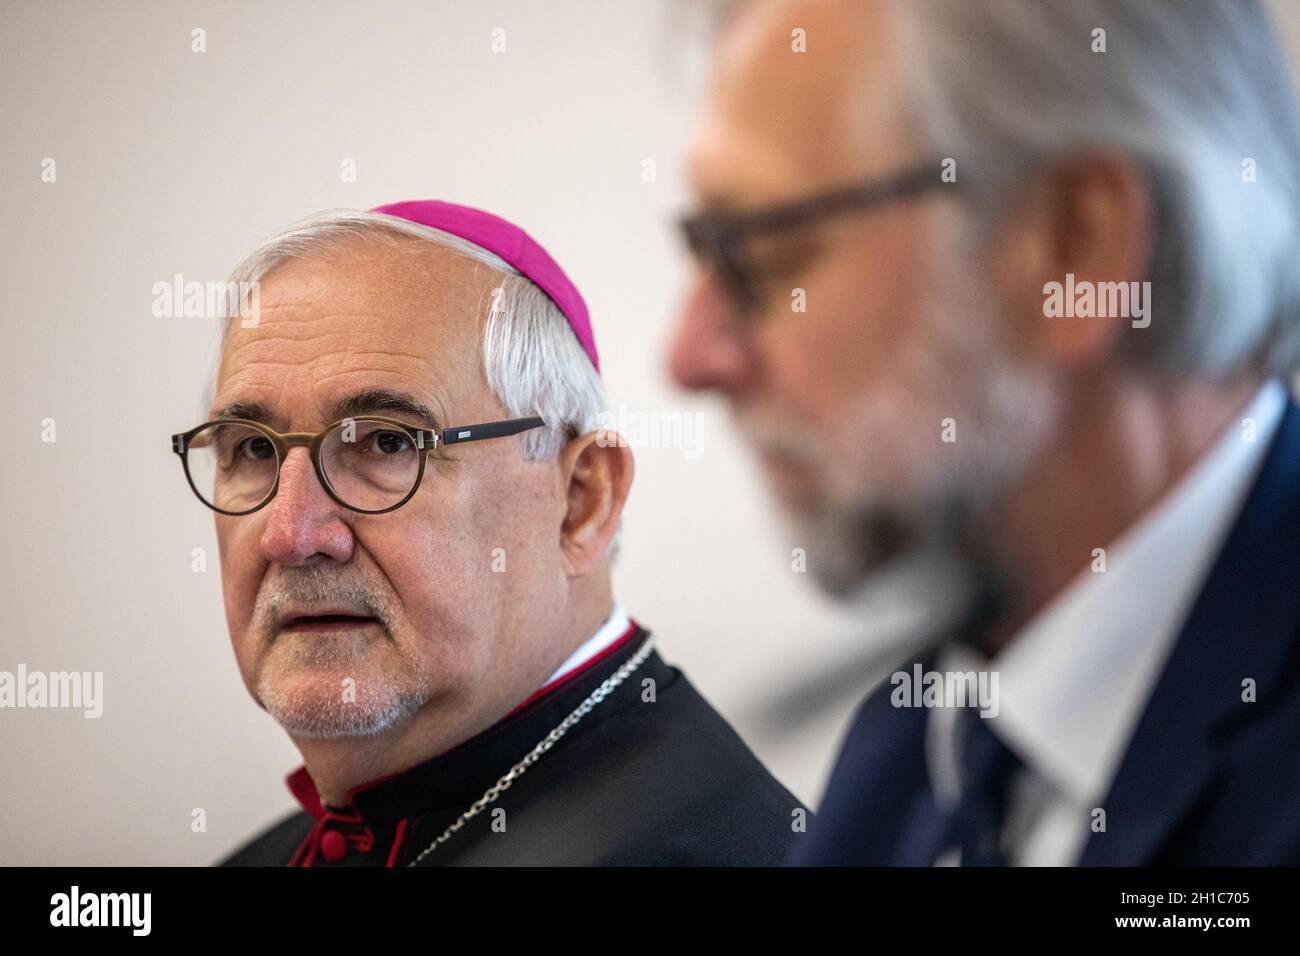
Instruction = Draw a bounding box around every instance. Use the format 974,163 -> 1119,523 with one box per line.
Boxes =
741,277 -> 1057,599
790,498 -> 915,598
244,564 -> 432,738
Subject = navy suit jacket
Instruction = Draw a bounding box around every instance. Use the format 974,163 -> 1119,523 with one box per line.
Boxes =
794,395 -> 1300,865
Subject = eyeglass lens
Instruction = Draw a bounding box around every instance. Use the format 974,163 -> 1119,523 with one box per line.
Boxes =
184,419 -> 423,513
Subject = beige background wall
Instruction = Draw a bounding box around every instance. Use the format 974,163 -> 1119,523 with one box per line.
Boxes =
2,0 -> 1298,864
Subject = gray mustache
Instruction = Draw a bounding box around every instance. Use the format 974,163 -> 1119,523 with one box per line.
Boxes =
254,566 -> 395,633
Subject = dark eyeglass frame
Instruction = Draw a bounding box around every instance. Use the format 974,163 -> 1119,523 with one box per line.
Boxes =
678,162 -> 949,313
170,414 -> 546,516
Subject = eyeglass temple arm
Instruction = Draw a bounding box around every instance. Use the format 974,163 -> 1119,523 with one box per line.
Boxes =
731,166 -> 943,238
440,416 -> 547,446
171,431 -> 206,455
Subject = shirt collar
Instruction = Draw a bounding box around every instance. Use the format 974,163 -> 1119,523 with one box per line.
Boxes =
539,599 -> 630,688
286,604 -> 643,826
933,379 -> 1288,804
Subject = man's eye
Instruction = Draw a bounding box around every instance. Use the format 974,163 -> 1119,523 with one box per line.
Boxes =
368,431 -> 411,455
236,436 -> 275,461
752,236 -> 820,277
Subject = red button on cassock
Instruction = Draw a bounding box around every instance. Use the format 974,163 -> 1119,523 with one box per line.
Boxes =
320,829 -> 348,862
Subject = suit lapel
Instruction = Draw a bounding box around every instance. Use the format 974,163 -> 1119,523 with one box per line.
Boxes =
1081,396 -> 1300,864
797,647 -> 951,865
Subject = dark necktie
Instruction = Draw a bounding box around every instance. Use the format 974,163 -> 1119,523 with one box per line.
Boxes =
940,707 -> 1021,866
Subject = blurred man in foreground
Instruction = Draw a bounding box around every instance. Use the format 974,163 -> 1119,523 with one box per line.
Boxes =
669,0 -> 1300,864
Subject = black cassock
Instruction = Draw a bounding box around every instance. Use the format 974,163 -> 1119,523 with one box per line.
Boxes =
219,623 -> 803,866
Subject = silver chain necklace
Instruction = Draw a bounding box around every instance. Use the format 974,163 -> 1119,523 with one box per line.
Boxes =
406,634 -> 656,866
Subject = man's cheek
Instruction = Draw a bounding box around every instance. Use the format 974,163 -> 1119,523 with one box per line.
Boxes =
218,552 -> 259,643
763,319 -> 846,417
222,588 -> 253,656
376,539 -> 463,621
213,512 -> 241,564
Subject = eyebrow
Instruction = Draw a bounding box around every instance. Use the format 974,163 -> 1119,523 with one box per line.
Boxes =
211,388 -> 442,431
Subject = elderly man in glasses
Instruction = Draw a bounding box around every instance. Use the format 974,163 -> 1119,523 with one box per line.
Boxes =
178,200 -> 801,866
668,0 -> 1300,865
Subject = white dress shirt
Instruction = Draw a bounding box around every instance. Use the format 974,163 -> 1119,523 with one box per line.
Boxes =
927,379 -> 1288,865
539,599 -> 632,688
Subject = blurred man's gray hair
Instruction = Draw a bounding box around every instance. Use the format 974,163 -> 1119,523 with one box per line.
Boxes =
893,0 -> 1300,378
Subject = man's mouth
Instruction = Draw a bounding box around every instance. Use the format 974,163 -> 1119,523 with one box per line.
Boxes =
278,613 -> 379,633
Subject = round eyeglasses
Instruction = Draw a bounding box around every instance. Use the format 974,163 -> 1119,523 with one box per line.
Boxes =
171,414 -> 546,515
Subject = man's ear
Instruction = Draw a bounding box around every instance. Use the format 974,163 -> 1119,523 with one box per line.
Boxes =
991,149 -> 1154,367
555,428 -> 635,577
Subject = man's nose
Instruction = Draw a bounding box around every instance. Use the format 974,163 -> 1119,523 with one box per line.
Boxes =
258,448 -> 355,566
667,272 -> 756,395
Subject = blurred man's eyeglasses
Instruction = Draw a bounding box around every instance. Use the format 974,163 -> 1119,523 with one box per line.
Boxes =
170,415 -> 546,515
678,162 -> 948,314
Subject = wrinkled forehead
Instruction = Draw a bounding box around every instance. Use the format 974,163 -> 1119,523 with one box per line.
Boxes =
693,0 -> 917,201
214,238 -> 501,424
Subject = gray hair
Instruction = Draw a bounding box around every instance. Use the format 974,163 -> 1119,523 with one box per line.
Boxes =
892,0 -> 1300,378
212,209 -> 607,460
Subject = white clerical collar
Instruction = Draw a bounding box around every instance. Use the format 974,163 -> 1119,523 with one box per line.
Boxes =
932,378 -> 1288,806
540,599 -> 633,688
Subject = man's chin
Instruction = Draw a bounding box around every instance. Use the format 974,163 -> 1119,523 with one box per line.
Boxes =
779,496 -> 920,599
260,695 -> 421,740
253,669 -> 426,739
